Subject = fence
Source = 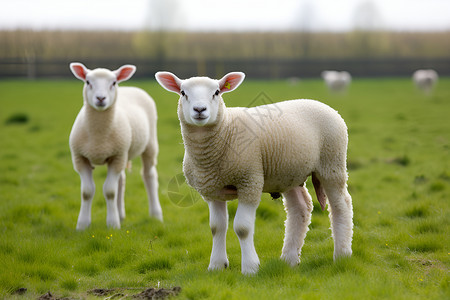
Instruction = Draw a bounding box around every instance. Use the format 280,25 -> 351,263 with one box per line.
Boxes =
1,57 -> 449,79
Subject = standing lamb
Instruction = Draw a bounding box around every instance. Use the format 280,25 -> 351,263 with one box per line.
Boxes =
69,62 -> 162,230
412,69 -> 438,95
155,71 -> 353,274
321,70 -> 352,93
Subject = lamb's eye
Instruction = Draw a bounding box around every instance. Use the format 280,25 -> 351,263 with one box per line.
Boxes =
112,81 -> 117,86
86,80 -> 90,86
214,90 -> 220,96
181,90 -> 185,96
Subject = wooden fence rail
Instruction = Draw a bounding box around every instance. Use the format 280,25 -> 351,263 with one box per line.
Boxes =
1,57 -> 449,79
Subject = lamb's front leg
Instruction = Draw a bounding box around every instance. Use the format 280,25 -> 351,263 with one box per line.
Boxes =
234,201 -> 260,274
76,164 -> 95,231
104,167 -> 122,229
208,200 -> 229,270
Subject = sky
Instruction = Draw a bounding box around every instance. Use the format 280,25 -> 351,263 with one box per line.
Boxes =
0,0 -> 449,32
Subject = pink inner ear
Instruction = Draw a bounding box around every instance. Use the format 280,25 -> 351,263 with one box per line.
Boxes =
72,65 -> 87,80
117,67 -> 134,82
158,74 -> 181,93
220,73 -> 243,92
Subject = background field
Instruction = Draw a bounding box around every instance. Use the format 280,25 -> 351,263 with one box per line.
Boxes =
0,78 -> 449,299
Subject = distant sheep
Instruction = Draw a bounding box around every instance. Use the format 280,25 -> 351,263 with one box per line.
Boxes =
69,62 -> 162,230
412,69 -> 438,95
321,70 -> 352,93
155,71 -> 353,274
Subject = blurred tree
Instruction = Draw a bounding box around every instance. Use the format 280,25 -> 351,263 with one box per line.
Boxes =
352,0 -> 385,58
143,0 -> 183,69
353,0 -> 384,31
295,0 -> 317,58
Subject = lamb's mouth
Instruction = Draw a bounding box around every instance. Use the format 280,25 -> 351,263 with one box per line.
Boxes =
192,115 -> 209,126
193,114 -> 208,120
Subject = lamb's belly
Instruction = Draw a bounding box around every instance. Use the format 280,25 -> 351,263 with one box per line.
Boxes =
82,145 -> 117,166
128,143 -> 145,160
262,170 -> 309,193
195,183 -> 238,201
261,149 -> 315,193
88,154 -> 112,166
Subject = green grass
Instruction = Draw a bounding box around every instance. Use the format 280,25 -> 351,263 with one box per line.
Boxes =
0,78 -> 449,299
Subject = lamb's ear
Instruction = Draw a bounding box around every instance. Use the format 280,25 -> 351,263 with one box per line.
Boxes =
218,72 -> 245,94
70,62 -> 90,81
114,65 -> 136,83
155,72 -> 183,95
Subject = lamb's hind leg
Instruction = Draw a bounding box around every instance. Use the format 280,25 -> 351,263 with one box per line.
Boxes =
141,153 -> 163,221
322,179 -> 353,260
116,170 -> 126,220
281,185 -> 313,266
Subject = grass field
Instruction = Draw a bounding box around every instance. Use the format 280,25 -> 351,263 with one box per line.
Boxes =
0,77 -> 449,299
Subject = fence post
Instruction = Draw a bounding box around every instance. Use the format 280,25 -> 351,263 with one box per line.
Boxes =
25,51 -> 36,80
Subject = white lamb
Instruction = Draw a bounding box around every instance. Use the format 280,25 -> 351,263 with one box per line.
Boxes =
155,71 -> 353,274
412,69 -> 438,95
321,70 -> 352,93
69,62 -> 162,230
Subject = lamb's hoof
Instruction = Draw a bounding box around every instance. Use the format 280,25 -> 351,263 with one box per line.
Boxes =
76,222 -> 90,231
150,211 -> 163,222
76,218 -> 91,231
208,260 -> 229,271
241,260 -> 260,275
150,213 -> 164,222
333,248 -> 352,261
106,218 -> 121,229
281,252 -> 300,267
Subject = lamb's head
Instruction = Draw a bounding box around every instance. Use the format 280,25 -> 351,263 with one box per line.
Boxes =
155,72 -> 245,126
70,62 -> 136,111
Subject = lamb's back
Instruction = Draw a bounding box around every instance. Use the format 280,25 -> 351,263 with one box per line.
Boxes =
227,99 -> 347,192
117,87 -> 158,159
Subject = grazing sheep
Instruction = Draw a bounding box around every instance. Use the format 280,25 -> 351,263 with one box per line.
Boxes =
321,70 -> 352,93
155,71 -> 353,274
69,62 -> 162,230
412,69 -> 438,95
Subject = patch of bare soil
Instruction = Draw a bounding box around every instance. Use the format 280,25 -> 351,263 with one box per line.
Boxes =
132,287 -> 181,299
88,288 -> 118,296
33,286 -> 181,299
37,291 -> 71,300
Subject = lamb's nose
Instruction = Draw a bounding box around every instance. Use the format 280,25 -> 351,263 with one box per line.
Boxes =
193,106 -> 206,113
96,96 -> 106,102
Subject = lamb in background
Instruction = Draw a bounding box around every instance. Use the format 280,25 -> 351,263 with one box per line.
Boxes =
69,62 -> 162,230
321,70 -> 352,93
155,71 -> 353,274
412,69 -> 439,95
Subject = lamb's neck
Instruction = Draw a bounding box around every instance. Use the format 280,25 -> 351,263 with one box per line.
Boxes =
181,112 -> 231,167
84,103 -> 117,134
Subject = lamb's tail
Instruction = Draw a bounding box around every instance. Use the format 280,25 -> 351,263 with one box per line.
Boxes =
312,173 -> 327,211
126,161 -> 132,173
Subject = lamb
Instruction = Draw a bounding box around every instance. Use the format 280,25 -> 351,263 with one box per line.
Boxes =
155,71 -> 353,274
69,62 -> 162,230
321,70 -> 352,93
412,69 -> 438,95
